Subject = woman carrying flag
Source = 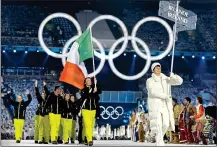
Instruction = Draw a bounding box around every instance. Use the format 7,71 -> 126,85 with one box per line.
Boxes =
80,77 -> 101,146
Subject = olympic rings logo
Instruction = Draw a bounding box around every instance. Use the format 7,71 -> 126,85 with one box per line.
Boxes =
38,13 -> 174,80
100,106 -> 124,120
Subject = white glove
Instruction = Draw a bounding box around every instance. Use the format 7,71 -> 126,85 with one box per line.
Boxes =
43,81 -> 46,86
78,111 -> 81,117
26,89 -> 30,95
170,72 -> 177,79
35,80 -> 38,87
93,87 -> 97,93
170,72 -> 175,77
165,95 -> 172,102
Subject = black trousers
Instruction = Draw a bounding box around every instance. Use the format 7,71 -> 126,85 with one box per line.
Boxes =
78,116 -> 83,143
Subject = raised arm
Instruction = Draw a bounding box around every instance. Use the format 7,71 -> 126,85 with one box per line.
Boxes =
95,84 -> 102,95
43,81 -> 50,96
35,80 -> 43,103
24,90 -> 32,107
167,73 -> 183,86
146,78 -> 168,99
93,78 -> 102,94
6,92 -> 17,106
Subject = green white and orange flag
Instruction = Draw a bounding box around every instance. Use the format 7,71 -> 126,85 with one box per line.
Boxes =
59,29 -> 93,89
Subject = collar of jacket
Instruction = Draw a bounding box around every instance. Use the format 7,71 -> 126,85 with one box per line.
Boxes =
151,73 -> 168,81
186,104 -> 193,112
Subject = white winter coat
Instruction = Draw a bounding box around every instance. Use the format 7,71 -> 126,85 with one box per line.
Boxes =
146,73 -> 183,133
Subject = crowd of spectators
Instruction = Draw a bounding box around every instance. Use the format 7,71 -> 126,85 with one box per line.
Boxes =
1,5 -> 216,51
194,9 -> 216,51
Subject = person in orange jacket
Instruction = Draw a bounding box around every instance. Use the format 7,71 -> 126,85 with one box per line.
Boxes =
190,97 -> 207,145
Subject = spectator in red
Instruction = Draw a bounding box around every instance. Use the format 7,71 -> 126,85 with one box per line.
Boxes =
190,97 -> 207,145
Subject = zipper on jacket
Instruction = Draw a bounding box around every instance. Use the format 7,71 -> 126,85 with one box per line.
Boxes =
23,110 -> 25,117
18,103 -> 21,119
94,99 -> 96,109
90,98 -> 91,110
44,95 -> 50,113
57,97 -> 58,114
42,101 -> 44,114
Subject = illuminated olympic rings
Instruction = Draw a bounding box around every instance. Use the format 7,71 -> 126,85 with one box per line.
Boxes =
38,13 -> 174,80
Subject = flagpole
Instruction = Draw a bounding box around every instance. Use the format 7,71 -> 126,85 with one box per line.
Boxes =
170,0 -> 179,76
89,28 -> 97,88
169,0 -> 179,97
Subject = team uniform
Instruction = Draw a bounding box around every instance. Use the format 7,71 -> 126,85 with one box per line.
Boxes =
8,93 -> 32,142
34,85 -> 50,144
81,84 -> 101,145
44,92 -> 64,144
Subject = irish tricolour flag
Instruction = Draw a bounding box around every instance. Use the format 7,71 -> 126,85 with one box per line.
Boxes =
59,29 -> 93,89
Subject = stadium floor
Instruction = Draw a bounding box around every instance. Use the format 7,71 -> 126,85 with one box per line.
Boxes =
1,140 -> 216,146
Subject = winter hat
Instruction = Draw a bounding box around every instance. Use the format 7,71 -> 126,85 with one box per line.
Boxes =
151,62 -> 161,72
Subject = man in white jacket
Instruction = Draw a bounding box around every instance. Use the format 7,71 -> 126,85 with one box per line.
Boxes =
146,62 -> 183,146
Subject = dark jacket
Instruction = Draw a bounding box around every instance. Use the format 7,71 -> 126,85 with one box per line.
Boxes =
71,101 -> 78,120
81,84 -> 101,111
44,92 -> 64,114
9,94 -> 32,119
75,97 -> 83,117
61,100 -> 77,120
35,86 -> 49,116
